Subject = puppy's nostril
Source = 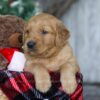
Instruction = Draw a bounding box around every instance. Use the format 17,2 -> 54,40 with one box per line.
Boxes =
27,41 -> 36,49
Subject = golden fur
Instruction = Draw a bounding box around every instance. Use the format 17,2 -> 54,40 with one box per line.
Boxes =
23,13 -> 80,94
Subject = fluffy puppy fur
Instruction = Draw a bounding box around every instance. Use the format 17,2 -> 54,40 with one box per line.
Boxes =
23,13 -> 80,94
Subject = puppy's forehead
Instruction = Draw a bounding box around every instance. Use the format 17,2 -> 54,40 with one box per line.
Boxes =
26,13 -> 64,33
27,20 -> 59,32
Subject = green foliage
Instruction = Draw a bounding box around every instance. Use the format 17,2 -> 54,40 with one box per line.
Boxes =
0,0 -> 37,20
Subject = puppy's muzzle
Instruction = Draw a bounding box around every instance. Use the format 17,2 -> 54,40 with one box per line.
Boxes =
27,41 -> 36,49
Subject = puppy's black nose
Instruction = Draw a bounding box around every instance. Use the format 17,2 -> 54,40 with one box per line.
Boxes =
27,41 -> 36,49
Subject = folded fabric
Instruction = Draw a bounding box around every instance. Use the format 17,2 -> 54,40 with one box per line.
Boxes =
0,70 -> 83,100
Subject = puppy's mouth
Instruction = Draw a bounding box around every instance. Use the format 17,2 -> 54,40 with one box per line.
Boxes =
27,46 -> 56,58
25,47 -> 48,56
26,47 -> 37,54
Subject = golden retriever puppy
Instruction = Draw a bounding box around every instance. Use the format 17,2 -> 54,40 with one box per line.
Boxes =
23,13 -> 80,94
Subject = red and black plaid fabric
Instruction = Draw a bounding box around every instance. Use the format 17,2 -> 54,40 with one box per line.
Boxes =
0,70 -> 83,100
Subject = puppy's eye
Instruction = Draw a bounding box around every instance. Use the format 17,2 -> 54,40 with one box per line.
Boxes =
41,30 -> 48,35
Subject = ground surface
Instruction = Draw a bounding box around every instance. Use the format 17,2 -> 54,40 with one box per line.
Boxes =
84,84 -> 100,100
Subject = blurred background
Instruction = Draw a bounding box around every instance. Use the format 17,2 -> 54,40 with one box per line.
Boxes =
0,0 -> 100,99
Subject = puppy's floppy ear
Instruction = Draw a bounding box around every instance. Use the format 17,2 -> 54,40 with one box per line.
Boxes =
55,21 -> 70,47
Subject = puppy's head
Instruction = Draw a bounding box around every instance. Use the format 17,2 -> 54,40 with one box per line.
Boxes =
23,13 -> 69,57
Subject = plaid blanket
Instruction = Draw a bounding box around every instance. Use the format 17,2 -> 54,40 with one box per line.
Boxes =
0,70 -> 83,100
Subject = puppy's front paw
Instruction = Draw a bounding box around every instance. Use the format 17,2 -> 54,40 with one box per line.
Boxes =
36,78 -> 51,93
61,76 -> 77,94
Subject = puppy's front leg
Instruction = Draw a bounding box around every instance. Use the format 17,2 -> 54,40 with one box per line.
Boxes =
34,66 -> 51,93
60,63 -> 79,94
25,64 -> 51,93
